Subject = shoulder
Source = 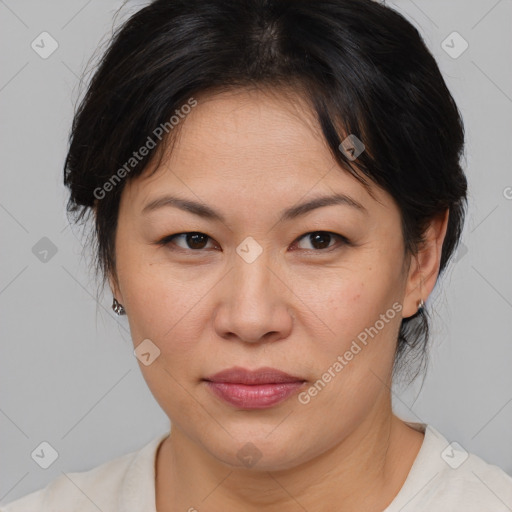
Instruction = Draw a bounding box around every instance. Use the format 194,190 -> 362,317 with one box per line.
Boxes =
0,451 -> 136,512
388,423 -> 512,512
0,432 -> 168,512
427,444 -> 512,510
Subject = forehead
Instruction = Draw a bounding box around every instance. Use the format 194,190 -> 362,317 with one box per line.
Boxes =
121,87 -> 390,217
165,87 -> 331,181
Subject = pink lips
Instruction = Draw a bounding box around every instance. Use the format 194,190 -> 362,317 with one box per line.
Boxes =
203,366 -> 306,409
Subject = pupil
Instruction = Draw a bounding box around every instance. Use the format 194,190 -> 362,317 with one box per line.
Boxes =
187,232 -> 207,249
311,232 -> 331,249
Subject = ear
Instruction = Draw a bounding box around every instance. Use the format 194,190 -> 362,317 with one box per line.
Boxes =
108,272 -> 124,305
402,209 -> 450,318
94,201 -> 124,306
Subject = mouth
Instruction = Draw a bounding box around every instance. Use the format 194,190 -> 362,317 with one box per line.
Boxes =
202,366 -> 307,409
204,366 -> 305,385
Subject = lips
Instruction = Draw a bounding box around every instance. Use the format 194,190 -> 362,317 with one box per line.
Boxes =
203,366 -> 305,385
203,366 -> 307,409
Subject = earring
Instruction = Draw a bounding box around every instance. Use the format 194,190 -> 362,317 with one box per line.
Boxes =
417,271 -> 425,313
112,297 -> 126,316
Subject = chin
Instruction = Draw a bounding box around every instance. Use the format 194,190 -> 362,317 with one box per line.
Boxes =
207,431 -> 315,472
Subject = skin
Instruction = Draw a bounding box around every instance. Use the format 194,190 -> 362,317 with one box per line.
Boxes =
106,87 -> 449,511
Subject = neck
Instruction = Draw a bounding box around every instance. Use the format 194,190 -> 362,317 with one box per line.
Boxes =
155,402 -> 423,512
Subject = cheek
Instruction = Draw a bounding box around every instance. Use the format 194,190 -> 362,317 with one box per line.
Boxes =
127,283 -> 203,353
116,238 -> 191,318
299,276 -> 400,426
123,266 -> 208,417
308,267 -> 402,371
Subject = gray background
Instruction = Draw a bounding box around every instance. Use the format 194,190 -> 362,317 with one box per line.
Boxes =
1,0 -> 511,504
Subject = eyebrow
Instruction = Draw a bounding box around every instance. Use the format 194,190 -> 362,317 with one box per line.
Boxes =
141,192 -> 367,222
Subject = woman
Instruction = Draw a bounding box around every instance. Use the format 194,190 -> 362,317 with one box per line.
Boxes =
3,0 -> 511,510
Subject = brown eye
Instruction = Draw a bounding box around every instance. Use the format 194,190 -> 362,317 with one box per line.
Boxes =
160,232 -> 216,251
294,231 -> 349,251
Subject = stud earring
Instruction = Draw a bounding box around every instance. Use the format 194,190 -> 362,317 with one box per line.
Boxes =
417,270 -> 425,313
112,297 -> 126,315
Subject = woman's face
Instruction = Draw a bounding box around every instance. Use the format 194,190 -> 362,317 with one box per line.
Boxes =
111,87 -> 428,471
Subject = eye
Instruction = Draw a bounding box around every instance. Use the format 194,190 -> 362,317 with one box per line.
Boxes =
292,231 -> 349,251
158,232 -> 219,251
157,230 -> 350,253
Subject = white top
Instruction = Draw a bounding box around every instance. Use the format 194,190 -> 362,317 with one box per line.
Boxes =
2,423 -> 511,511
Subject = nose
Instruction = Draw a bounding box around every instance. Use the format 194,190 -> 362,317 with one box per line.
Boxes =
212,251 -> 293,344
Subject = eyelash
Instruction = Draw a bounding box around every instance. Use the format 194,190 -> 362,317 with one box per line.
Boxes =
157,231 -> 351,253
